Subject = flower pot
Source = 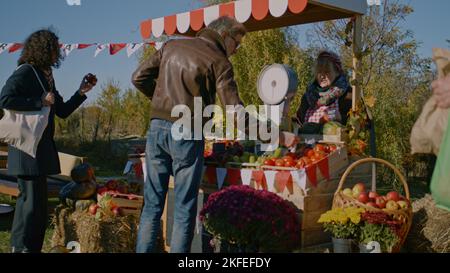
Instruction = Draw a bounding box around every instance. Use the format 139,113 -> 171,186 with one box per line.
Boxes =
332,238 -> 353,253
359,242 -> 382,253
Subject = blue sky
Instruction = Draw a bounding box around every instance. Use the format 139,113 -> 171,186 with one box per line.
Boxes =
1,0 -> 449,103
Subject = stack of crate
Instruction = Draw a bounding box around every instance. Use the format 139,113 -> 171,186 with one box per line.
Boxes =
0,142 -> 7,169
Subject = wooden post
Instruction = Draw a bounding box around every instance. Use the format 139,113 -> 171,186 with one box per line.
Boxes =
352,15 -> 363,110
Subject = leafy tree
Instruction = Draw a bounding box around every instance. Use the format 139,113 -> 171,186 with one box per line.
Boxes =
309,0 -> 433,186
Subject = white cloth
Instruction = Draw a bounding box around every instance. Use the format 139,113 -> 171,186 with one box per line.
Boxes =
0,64 -> 50,158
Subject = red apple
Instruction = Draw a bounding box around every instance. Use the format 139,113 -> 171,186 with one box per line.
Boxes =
89,204 -> 99,215
386,200 -> 399,210
352,183 -> 366,197
375,196 -> 387,209
386,191 -> 400,202
112,206 -> 122,217
397,200 -> 408,209
368,191 -> 379,200
358,193 -> 370,204
342,188 -> 353,198
366,202 -> 378,208
106,179 -> 118,190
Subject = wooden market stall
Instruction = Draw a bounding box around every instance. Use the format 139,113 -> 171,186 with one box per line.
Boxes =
139,0 -> 367,111
138,0 -> 369,252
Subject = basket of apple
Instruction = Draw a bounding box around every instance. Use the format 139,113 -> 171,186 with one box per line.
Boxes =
332,158 -> 413,253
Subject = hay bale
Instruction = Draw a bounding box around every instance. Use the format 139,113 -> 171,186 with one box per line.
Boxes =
51,205 -> 140,253
405,194 -> 450,253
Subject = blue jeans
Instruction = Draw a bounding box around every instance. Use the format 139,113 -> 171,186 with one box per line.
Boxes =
136,119 -> 204,253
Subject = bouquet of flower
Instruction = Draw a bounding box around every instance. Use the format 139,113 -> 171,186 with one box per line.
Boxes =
359,211 -> 401,252
199,185 -> 300,252
318,207 -> 365,239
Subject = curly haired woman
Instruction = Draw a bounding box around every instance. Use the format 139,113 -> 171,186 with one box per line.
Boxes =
0,29 -> 96,253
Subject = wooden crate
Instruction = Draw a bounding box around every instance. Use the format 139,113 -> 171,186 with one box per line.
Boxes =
0,144 -> 7,169
301,227 -> 331,248
161,178 -> 216,253
98,193 -> 144,217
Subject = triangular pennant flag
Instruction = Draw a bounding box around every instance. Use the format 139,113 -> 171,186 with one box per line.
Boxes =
77,44 -> 94,49
94,44 -> 108,57
216,168 -> 227,189
205,166 -> 216,185
317,157 -> 330,181
155,42 -> 164,50
227,168 -> 241,185
275,171 -> 293,193
240,169 -> 252,186
123,161 -> 133,175
8,43 -> 23,53
62,44 -> 78,56
291,169 -> 307,191
252,170 -> 267,190
133,161 -> 143,179
306,164 -> 318,187
127,43 -> 144,57
0,43 -> 13,54
263,170 -> 277,192
110,43 -> 127,55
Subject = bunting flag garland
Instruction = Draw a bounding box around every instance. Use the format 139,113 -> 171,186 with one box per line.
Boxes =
205,165 -> 217,185
291,169 -> 307,192
226,168 -> 241,185
8,43 -> 23,53
0,43 -> 13,54
216,168 -> 227,189
252,170 -> 267,190
263,170 -> 277,192
275,171 -> 293,193
127,43 -> 144,57
240,169 -> 252,186
109,43 -> 127,55
94,43 -> 108,57
62,43 -> 78,56
0,42 -> 158,57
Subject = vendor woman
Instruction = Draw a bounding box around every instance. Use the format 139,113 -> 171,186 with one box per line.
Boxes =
295,51 -> 352,134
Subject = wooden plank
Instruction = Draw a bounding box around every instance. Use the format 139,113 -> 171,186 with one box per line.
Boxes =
301,228 -> 331,248
352,15 -> 363,110
300,210 -> 328,230
0,179 -> 19,197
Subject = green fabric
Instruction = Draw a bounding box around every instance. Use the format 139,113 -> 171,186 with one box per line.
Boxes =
431,111 -> 450,212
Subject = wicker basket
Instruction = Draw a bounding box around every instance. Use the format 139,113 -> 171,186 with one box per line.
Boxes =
332,158 -> 412,253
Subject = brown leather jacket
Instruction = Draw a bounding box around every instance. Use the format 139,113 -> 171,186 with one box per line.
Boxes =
132,28 -> 243,124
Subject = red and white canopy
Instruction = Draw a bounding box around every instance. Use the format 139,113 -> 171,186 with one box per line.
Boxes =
140,0 -> 367,39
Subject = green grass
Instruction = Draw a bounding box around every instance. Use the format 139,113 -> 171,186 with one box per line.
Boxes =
0,194 -> 58,253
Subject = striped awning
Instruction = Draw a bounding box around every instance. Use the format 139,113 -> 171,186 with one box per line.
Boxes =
140,0 -> 367,39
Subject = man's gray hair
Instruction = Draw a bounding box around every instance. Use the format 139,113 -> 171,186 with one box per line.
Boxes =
207,16 -> 247,38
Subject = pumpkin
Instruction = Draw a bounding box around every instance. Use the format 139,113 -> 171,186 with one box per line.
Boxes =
71,163 -> 95,184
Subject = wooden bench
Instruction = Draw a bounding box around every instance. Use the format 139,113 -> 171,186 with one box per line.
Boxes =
0,151 -> 87,198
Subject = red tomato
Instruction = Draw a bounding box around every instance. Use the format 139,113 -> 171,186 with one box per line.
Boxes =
301,157 -> 312,166
264,159 -> 275,166
275,159 -> 285,167
313,144 -> 326,153
285,152 -> 298,160
282,155 -> 294,163
296,160 -> 306,169
328,145 -> 337,152
305,149 -> 315,158
284,161 -> 295,168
